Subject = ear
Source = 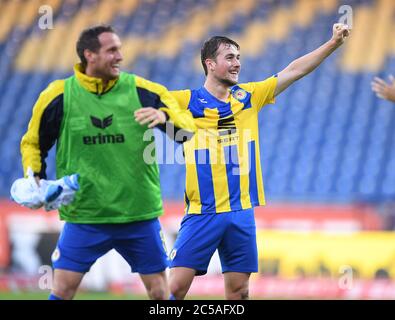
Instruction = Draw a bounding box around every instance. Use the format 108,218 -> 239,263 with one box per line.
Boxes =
205,58 -> 216,73
84,49 -> 96,64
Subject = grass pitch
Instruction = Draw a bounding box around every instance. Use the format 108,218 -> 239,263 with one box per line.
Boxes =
0,291 -> 224,300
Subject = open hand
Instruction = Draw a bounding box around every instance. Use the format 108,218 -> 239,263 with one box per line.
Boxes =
371,75 -> 395,102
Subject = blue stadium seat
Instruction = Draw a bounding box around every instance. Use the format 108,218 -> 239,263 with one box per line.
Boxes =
1,0 -> 395,206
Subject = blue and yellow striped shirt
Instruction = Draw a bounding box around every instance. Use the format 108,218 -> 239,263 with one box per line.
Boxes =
171,76 -> 277,214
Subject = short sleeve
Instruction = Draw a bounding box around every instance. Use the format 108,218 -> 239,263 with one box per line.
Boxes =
239,75 -> 278,112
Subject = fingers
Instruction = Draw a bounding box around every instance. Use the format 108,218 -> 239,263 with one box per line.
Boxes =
371,89 -> 385,100
332,23 -> 350,43
134,108 -> 154,122
371,75 -> 395,101
136,112 -> 157,125
371,80 -> 384,89
342,28 -> 350,37
376,93 -> 385,100
148,119 -> 161,128
333,23 -> 342,30
334,23 -> 349,32
371,85 -> 383,95
134,107 -> 166,127
371,81 -> 384,93
373,77 -> 387,86
134,107 -> 155,118
371,82 -> 388,100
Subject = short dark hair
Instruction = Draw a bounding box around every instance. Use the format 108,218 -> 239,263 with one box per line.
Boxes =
76,24 -> 115,68
200,36 -> 240,75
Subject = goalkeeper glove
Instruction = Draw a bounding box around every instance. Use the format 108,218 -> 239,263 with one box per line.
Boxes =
10,168 -> 79,211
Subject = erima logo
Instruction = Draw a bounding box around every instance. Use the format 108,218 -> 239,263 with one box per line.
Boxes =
83,133 -> 125,145
83,115 -> 125,145
90,115 -> 113,129
218,116 -> 236,136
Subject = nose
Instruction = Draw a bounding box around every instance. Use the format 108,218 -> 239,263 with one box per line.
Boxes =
116,50 -> 123,62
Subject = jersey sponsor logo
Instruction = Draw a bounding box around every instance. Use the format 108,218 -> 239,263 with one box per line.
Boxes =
217,135 -> 239,144
232,88 -> 247,101
90,114 -> 113,129
218,116 -> 236,136
83,133 -> 125,145
85,114 -> 125,145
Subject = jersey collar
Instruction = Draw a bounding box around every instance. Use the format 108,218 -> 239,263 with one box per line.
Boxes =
74,64 -> 118,95
199,86 -> 231,107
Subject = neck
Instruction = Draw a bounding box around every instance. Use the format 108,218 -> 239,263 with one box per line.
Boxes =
203,76 -> 231,102
85,65 -> 109,89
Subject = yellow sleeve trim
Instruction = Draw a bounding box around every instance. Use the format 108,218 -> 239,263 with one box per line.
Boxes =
169,90 -> 192,111
20,80 -> 65,176
240,76 -> 278,111
135,76 -> 196,132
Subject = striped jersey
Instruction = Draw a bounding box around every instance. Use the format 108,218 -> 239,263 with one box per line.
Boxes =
171,75 -> 277,214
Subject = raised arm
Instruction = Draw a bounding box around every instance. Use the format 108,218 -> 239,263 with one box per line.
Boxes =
274,23 -> 350,96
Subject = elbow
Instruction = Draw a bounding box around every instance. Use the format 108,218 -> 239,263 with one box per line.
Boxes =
287,62 -> 309,80
291,67 -> 307,80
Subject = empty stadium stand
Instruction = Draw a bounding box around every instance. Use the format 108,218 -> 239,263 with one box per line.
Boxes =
0,0 -> 394,206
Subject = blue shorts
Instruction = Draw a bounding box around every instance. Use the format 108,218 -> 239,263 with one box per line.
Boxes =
52,218 -> 168,274
169,208 -> 258,275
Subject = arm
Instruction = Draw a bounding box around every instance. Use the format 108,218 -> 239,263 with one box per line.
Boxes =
134,107 -> 168,128
21,81 -> 64,179
371,75 -> 395,102
133,76 -> 196,133
274,23 -> 350,96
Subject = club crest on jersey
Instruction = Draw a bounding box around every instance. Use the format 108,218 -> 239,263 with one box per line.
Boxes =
159,229 -> 167,254
51,247 -> 61,262
169,249 -> 177,260
232,88 -> 247,101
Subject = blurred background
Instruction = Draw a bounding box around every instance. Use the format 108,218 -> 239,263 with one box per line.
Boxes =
1,0 -> 395,299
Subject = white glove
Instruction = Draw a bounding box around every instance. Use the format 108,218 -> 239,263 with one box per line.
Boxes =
42,174 -> 79,211
10,168 -> 79,211
10,167 -> 45,209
